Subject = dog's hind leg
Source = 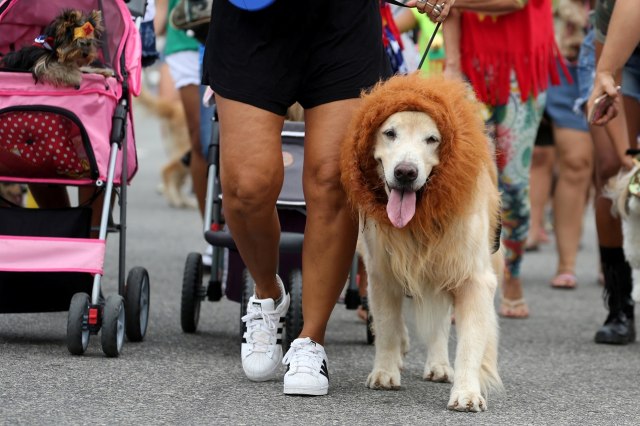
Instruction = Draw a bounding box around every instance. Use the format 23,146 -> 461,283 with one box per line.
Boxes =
448,269 -> 501,412
365,265 -> 407,390
416,288 -> 454,383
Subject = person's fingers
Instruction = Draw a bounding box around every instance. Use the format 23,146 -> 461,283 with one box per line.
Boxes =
435,1 -> 452,22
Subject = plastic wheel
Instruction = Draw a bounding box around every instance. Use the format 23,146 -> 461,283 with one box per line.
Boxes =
240,269 -> 255,343
285,269 -> 303,352
125,266 -> 150,342
181,252 -> 203,333
101,294 -> 125,357
66,292 -> 91,355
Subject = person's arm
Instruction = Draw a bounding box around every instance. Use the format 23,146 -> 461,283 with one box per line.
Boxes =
405,0 -> 526,23
453,0 -> 528,12
587,0 -> 640,126
442,8 -> 462,80
154,0 -> 169,37
395,8 -> 418,33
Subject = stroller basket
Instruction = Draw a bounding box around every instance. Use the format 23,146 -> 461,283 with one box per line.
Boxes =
0,207 -> 95,313
0,72 -> 136,184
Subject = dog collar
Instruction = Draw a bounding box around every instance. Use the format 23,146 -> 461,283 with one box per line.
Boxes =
33,35 -> 54,51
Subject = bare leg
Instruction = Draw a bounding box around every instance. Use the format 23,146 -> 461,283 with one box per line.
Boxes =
528,144 -> 554,248
552,126 -> 593,277
298,99 -> 361,345
216,95 -> 284,300
178,83 -> 207,218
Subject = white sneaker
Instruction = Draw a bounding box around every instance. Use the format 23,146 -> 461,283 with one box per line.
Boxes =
283,337 -> 329,396
241,276 -> 289,382
202,245 -> 213,268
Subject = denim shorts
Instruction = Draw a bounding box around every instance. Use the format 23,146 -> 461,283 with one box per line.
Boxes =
546,63 -> 588,131
575,29 -> 640,114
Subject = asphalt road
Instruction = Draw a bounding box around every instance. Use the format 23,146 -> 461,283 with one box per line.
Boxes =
1,103 -> 640,426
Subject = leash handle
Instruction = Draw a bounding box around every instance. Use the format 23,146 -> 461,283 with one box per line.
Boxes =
383,0 -> 442,71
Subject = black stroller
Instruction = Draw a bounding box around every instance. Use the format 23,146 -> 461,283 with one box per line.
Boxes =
180,107 -> 365,350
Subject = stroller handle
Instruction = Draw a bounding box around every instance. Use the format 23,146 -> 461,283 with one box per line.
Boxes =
205,230 -> 304,253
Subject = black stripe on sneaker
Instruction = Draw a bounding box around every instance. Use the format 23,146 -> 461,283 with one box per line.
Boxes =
320,360 -> 329,380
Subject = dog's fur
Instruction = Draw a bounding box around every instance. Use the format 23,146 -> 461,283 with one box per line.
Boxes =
0,183 -> 24,207
136,89 -> 196,209
0,9 -> 112,87
605,164 -> 640,301
341,74 -> 503,412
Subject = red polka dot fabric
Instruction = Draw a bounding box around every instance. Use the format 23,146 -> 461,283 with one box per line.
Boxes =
0,111 -> 92,179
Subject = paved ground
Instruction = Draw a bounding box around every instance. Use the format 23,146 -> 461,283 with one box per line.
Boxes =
2,104 -> 640,425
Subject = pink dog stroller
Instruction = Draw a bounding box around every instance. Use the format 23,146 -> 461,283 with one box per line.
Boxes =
0,0 -> 149,357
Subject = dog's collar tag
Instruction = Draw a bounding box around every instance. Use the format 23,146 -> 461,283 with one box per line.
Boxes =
33,35 -> 54,51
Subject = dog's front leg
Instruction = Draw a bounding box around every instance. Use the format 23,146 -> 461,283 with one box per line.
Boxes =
366,265 -> 406,390
448,269 -> 500,412
416,288 -> 454,383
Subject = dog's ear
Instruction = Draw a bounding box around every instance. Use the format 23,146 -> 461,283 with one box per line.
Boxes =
88,10 -> 104,39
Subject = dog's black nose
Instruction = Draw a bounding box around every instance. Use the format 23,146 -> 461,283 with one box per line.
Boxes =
394,162 -> 418,184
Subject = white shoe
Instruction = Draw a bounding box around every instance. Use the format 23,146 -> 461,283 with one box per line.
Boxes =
283,337 -> 329,396
241,276 -> 289,382
202,245 -> 213,268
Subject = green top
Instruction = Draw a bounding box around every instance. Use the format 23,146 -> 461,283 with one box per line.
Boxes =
165,0 -> 200,56
411,9 -> 445,74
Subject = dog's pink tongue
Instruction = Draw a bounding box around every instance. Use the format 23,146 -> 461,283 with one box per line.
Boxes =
386,189 -> 416,228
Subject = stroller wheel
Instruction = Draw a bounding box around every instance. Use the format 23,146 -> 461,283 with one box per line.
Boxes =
240,269 -> 255,344
101,294 -> 125,357
181,253 -> 203,333
125,267 -> 150,342
285,269 -> 303,352
67,292 -> 91,355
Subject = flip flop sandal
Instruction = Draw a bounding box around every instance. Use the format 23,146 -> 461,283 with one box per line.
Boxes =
499,298 -> 529,319
550,273 -> 577,289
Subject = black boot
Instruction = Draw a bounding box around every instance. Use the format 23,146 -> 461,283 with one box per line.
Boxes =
594,247 -> 636,345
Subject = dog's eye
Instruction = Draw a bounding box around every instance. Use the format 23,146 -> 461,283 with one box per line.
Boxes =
383,129 -> 396,139
425,136 -> 440,144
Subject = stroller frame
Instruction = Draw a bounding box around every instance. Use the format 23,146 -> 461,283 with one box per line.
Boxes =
0,0 -> 150,357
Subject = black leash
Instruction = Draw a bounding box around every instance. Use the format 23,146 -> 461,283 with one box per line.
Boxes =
383,0 -> 442,71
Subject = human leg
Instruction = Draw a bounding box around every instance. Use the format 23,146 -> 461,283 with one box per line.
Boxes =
216,95 -> 289,380
591,114 -> 635,343
493,90 -> 546,318
551,125 -> 593,288
177,83 -> 207,218
297,99 -> 361,344
527,120 -> 554,251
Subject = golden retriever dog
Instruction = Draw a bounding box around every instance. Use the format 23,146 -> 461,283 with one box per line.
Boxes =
136,89 -> 196,209
606,162 -> 640,301
341,74 -> 503,412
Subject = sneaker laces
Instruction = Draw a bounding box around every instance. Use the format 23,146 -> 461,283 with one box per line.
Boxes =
282,339 -> 323,375
241,307 -> 279,354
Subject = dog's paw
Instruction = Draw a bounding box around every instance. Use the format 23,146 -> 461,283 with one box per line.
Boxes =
366,369 -> 401,390
423,363 -> 453,383
447,390 -> 487,412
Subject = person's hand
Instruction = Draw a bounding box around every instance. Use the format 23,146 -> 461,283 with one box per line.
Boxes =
586,71 -> 621,126
405,0 -> 455,22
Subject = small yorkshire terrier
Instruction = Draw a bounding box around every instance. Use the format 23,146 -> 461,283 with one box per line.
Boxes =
0,9 -> 113,87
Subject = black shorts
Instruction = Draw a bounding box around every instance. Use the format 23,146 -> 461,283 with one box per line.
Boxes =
202,0 -> 391,115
